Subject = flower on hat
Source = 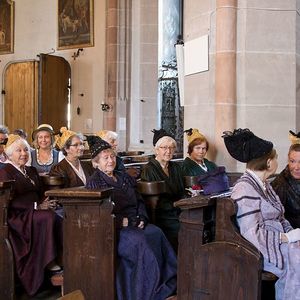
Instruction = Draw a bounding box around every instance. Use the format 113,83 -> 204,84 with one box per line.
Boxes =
184,128 -> 206,144
55,127 -> 77,150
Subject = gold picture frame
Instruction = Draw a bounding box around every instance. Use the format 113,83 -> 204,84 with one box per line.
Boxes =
0,0 -> 14,55
58,0 -> 94,50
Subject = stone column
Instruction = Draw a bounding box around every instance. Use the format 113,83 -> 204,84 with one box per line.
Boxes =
215,0 -> 237,170
104,0 -> 118,130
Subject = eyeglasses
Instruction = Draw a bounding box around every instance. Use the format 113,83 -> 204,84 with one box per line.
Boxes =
70,143 -> 84,147
159,146 -> 176,151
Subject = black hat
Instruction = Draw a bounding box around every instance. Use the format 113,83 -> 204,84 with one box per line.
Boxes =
222,128 -> 273,163
86,135 -> 111,158
152,129 -> 174,146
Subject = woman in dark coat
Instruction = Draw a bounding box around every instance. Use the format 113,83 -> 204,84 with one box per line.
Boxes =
85,136 -> 177,300
0,134 -> 61,296
272,133 -> 300,228
49,127 -> 94,188
182,128 -> 217,176
141,129 -> 185,251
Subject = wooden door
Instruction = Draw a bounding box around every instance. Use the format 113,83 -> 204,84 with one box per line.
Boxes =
3,55 -> 71,142
3,61 -> 38,143
39,54 -> 71,133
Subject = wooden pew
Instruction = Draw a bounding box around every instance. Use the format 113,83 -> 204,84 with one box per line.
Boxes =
0,180 -> 15,300
137,181 -> 166,224
174,195 -> 275,300
45,187 -> 115,300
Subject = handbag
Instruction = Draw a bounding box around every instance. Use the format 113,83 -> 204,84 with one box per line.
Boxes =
197,166 -> 230,195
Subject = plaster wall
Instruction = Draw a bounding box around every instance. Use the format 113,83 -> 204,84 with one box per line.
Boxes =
0,0 -> 106,135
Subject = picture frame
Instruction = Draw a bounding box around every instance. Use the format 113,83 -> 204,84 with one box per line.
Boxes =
0,0 -> 14,55
58,0 -> 94,50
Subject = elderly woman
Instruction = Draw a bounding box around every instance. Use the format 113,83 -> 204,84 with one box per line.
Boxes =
49,127 -> 94,187
182,128 -> 217,176
224,128 -> 300,300
0,134 -> 62,296
30,124 -> 64,175
97,129 -> 125,172
141,129 -> 185,251
272,131 -> 300,228
85,136 -> 177,300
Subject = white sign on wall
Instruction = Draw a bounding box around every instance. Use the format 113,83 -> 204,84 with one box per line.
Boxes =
184,35 -> 209,76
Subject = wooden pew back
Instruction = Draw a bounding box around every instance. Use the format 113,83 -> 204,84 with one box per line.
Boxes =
46,187 -> 115,300
0,181 -> 15,300
175,195 -> 267,300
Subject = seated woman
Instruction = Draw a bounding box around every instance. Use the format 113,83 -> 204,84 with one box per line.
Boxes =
0,134 -> 62,296
85,136 -> 177,300
272,130 -> 300,228
30,124 -> 64,175
97,129 -> 125,172
182,128 -> 217,176
49,127 -> 94,187
223,128 -> 300,300
140,129 -> 185,251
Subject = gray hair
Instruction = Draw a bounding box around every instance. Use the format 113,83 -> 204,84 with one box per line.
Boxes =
62,133 -> 84,156
154,136 -> 177,149
102,130 -> 118,141
0,125 -> 9,135
5,138 -> 31,158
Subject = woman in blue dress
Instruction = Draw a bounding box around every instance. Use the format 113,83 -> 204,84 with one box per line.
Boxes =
30,124 -> 64,174
85,135 -> 177,300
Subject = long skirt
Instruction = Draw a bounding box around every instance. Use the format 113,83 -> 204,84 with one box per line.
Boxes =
116,224 -> 177,300
264,242 -> 300,300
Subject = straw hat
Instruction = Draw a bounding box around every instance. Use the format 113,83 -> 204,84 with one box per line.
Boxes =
32,124 -> 54,140
4,134 -> 22,150
289,130 -> 300,145
54,127 -> 76,150
184,128 -> 206,144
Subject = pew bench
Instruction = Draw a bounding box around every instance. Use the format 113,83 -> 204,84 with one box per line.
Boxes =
174,195 -> 277,300
0,181 -> 15,300
45,186 -> 115,300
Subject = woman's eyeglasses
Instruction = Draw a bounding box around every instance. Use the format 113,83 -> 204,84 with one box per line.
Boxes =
159,146 -> 175,151
70,143 -> 84,147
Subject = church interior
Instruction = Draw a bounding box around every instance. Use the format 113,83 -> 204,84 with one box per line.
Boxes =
1,0 -> 300,299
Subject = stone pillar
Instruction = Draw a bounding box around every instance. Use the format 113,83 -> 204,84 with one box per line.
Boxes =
104,0 -> 118,130
215,0 -> 237,170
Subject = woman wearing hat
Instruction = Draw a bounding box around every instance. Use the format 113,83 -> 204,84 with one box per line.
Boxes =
141,129 -> 185,251
85,135 -> 177,300
31,124 -> 64,175
224,128 -> 300,300
272,130 -> 300,228
182,128 -> 217,176
0,134 -> 62,296
49,127 -> 94,188
96,129 -> 125,172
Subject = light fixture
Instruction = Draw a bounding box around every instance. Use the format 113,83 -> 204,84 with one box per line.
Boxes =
101,103 -> 113,112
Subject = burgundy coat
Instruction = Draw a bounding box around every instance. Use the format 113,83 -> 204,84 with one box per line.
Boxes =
0,163 -> 60,296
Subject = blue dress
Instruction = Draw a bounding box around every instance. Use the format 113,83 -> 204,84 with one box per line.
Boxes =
31,149 -> 60,174
86,169 -> 177,300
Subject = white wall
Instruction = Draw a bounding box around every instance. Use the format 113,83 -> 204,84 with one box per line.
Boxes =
0,0 -> 106,134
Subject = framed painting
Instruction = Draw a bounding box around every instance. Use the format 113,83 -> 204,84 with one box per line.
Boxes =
58,0 -> 94,50
0,0 -> 14,55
